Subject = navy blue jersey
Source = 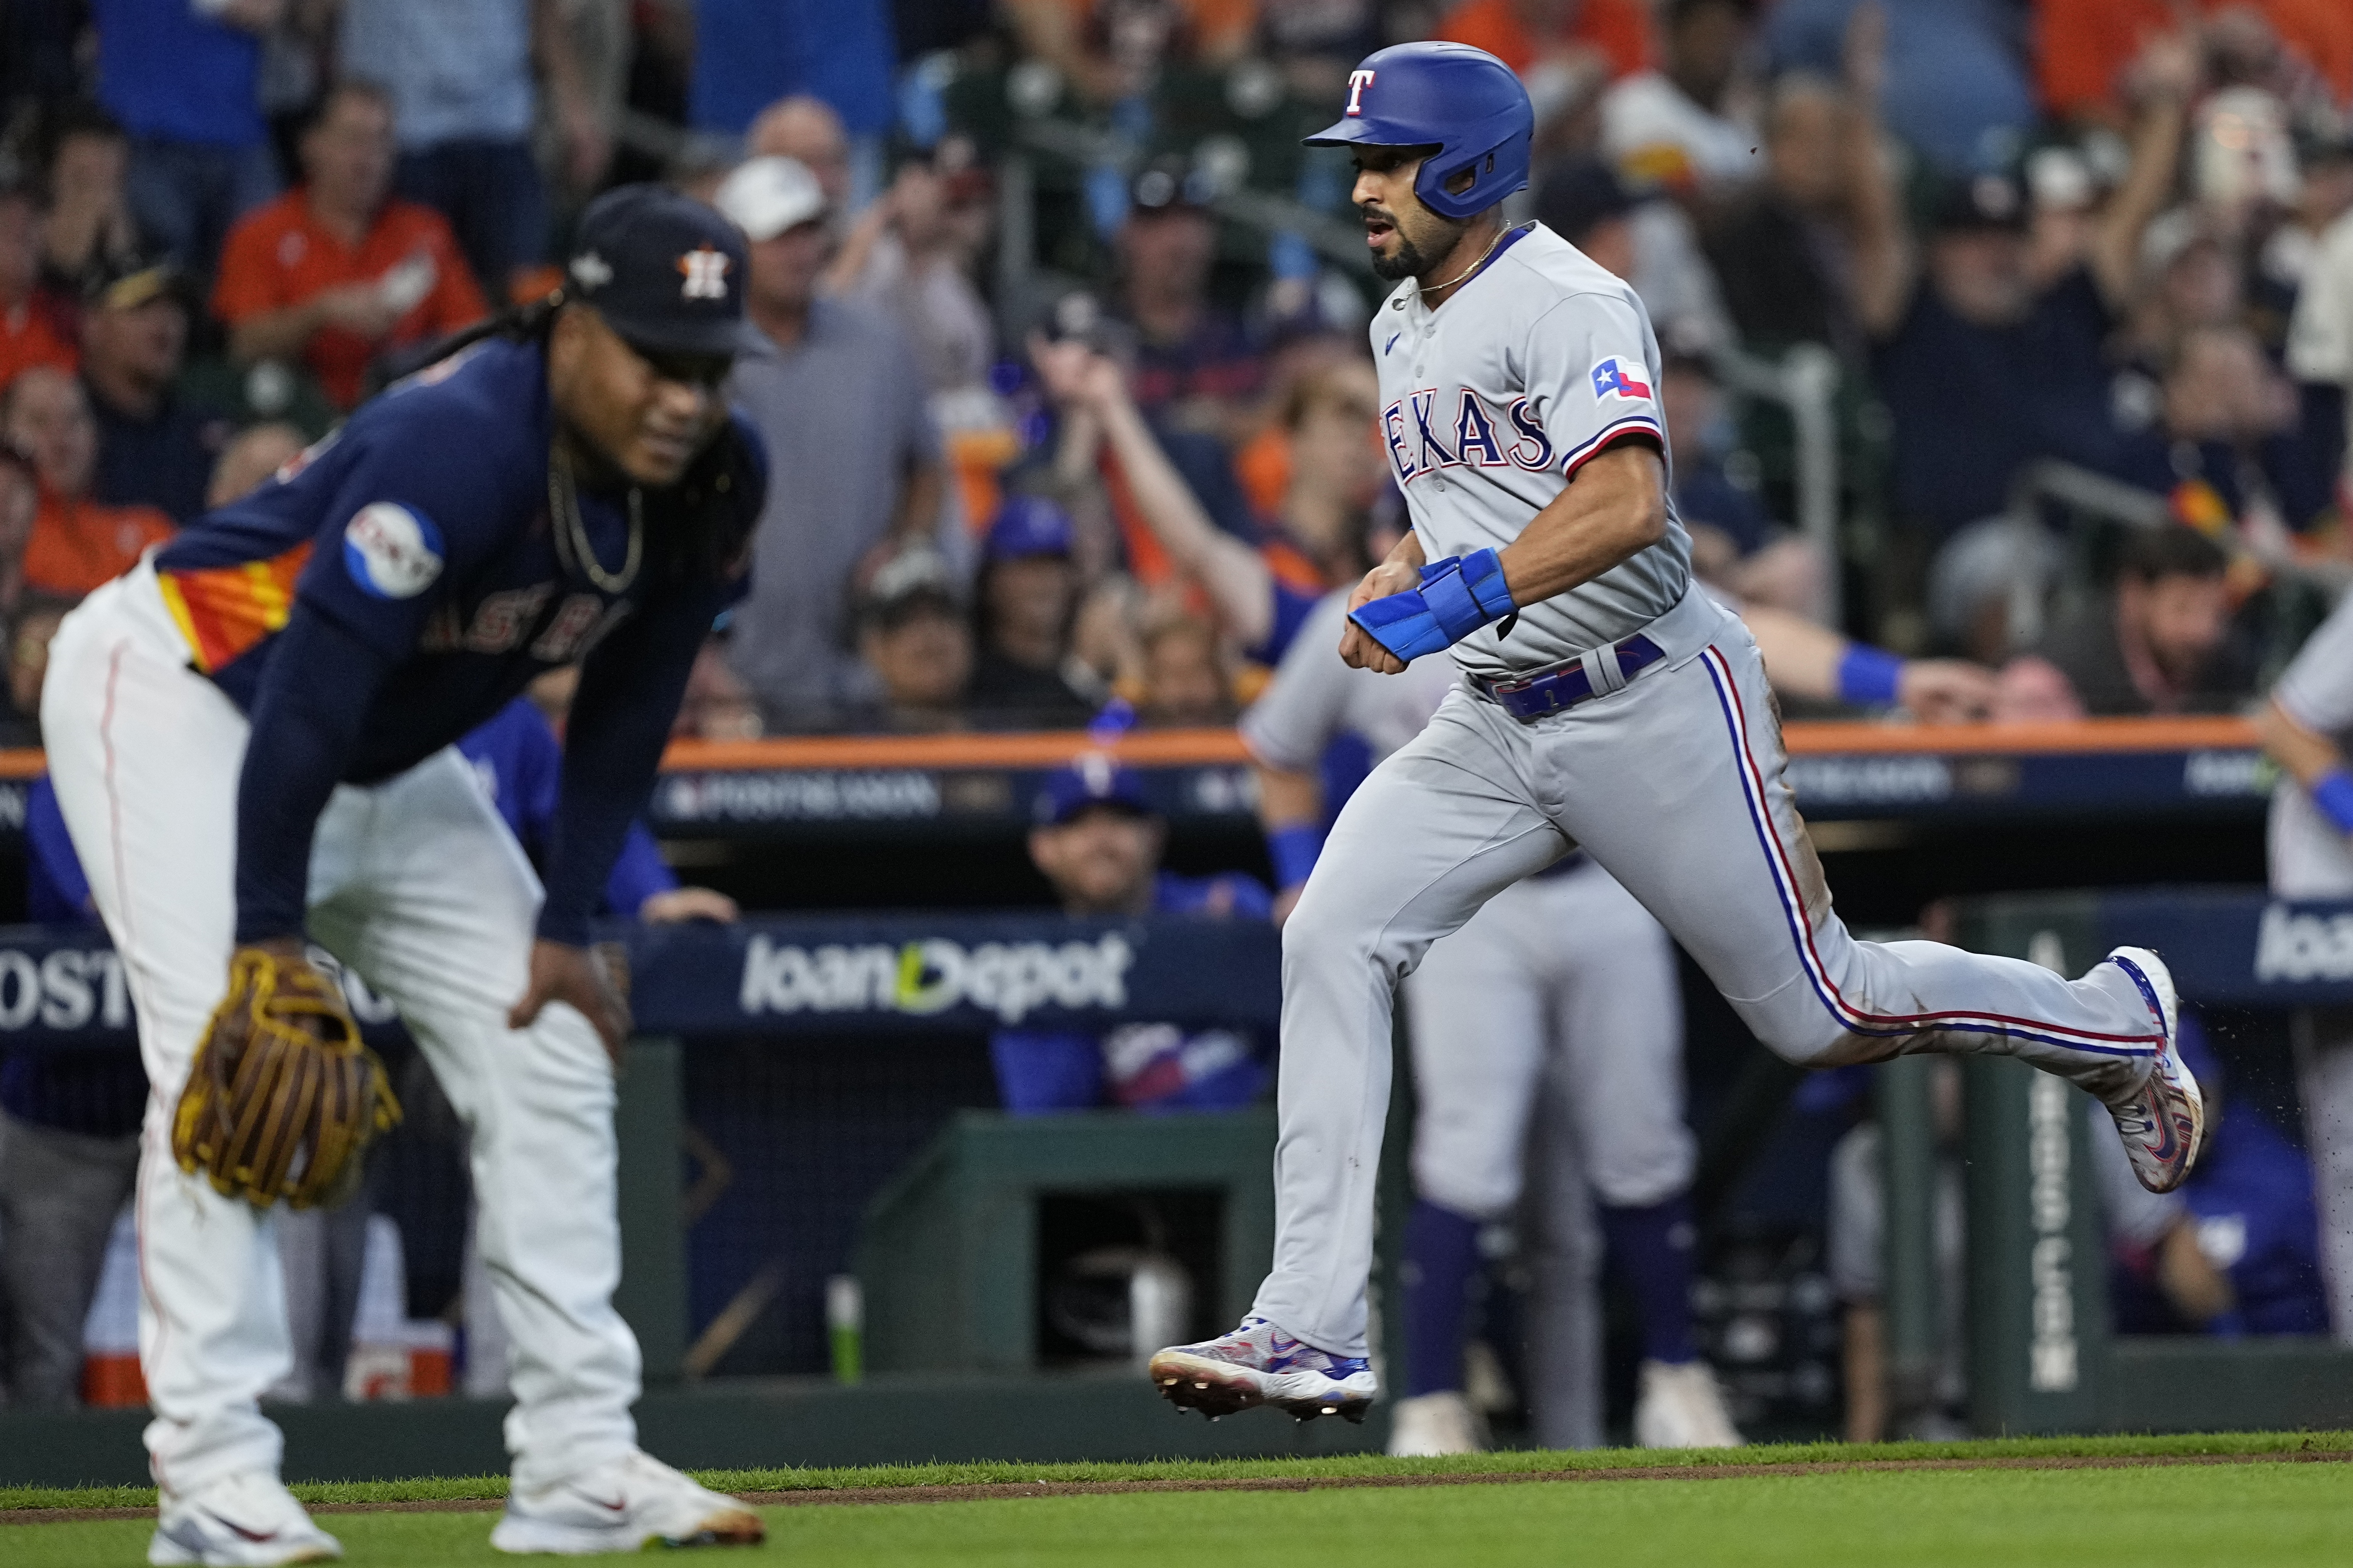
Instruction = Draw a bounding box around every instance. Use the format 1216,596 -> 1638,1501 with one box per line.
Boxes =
148,335 -> 765,945
155,338 -> 754,774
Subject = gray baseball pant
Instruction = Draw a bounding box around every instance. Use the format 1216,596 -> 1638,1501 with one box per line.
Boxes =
1253,592 -> 2167,1357
1403,861 -> 1691,1220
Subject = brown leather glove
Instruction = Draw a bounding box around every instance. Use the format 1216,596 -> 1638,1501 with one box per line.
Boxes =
171,946 -> 403,1209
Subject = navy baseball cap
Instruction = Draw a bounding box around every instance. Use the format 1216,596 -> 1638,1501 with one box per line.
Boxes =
1033,753 -> 1154,826
566,183 -> 749,358
987,495 -> 1075,561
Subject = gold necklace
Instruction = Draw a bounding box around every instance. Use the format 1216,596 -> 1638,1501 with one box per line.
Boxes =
548,442 -> 643,594
1415,221 -> 1525,299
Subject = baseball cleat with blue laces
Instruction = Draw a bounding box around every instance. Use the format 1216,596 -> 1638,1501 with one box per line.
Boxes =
1147,1315 -> 1377,1422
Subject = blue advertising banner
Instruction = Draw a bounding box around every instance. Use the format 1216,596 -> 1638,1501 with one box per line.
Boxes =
0,915 -> 1284,1052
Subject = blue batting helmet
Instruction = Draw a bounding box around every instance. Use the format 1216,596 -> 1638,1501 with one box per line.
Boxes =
1303,42 -> 1533,222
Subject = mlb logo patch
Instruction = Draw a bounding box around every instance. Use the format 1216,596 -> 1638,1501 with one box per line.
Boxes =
1590,357 -> 1652,402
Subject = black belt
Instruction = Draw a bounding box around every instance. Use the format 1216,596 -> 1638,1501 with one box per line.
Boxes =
1469,634 -> 1665,721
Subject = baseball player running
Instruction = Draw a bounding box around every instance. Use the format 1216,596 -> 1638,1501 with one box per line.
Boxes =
1250,589 -> 1991,1452
42,187 -> 767,1561
1148,41 -> 2202,1426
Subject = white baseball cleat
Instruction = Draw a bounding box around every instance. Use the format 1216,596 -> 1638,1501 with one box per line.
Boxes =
2099,946 -> 2204,1195
1632,1359 -> 1743,1449
489,1450 -> 764,1555
1386,1390 -> 1484,1456
148,1471 -> 341,1567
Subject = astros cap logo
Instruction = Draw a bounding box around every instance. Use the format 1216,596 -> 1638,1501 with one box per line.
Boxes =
1345,69 -> 1376,115
678,246 -> 732,300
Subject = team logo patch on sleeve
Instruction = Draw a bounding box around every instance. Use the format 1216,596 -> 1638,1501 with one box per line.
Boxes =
1590,357 -> 1653,402
342,502 -> 445,600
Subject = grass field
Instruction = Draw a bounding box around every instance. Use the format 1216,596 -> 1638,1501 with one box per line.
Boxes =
5,1433 -> 2350,1566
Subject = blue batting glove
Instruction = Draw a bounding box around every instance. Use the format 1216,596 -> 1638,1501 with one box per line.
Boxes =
1348,548 -> 1516,662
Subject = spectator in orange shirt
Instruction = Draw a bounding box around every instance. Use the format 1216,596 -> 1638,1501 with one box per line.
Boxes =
211,82 -> 490,411
1,366 -> 173,595
0,182 -> 76,393
1435,0 -> 1654,91
2038,0 -> 2353,124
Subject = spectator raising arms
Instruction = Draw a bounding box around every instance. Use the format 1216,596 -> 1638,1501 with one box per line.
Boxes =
212,82 -> 490,411
2,366 -> 173,596
1030,334 -> 1355,664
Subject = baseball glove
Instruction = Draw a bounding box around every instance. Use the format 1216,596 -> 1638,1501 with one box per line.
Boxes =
171,946 -> 403,1210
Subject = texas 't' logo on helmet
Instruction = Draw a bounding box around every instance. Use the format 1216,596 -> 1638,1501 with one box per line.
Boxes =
677,246 -> 732,300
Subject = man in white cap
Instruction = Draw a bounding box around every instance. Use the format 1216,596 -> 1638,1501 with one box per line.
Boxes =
713,155 -> 950,730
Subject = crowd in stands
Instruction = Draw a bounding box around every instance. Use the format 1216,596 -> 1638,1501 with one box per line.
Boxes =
0,0 -> 2344,749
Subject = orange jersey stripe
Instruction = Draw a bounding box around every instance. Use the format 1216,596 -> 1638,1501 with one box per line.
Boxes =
159,543 -> 313,673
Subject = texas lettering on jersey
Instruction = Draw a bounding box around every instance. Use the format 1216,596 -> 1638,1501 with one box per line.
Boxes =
1381,389 -> 1556,484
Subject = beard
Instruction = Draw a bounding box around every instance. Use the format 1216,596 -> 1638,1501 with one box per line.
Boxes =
1369,231 -> 1437,281
1365,204 -> 1464,282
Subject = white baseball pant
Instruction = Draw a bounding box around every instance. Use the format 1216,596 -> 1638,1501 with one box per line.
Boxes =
42,560 -> 640,1494
1254,586 -> 2167,1357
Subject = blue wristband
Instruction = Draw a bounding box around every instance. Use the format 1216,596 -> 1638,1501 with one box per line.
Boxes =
1350,549 -> 1518,663
2312,769 -> 2353,835
1266,823 -> 1326,890
1836,643 -> 1906,708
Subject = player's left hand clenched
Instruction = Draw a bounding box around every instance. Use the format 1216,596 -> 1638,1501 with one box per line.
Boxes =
511,940 -> 632,1069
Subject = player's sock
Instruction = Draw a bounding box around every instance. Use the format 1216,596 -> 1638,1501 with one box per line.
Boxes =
1601,1195 -> 1699,1365
1401,1198 -> 1483,1396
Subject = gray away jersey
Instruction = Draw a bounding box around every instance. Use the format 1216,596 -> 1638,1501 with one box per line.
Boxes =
1371,223 -> 1691,681
1242,591 -> 1457,773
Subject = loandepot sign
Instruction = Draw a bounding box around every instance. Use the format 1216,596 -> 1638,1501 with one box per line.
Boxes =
738,933 -> 1136,1025
2254,904 -> 2353,983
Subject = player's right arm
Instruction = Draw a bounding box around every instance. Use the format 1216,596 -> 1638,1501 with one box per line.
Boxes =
1492,440 -> 1666,609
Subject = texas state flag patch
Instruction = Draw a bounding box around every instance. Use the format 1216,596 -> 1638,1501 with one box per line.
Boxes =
1590,357 -> 1652,402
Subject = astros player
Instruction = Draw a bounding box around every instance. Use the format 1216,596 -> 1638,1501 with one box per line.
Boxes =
1148,41 -> 2201,1425
2256,591 -> 2353,1341
40,187 -> 767,1561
